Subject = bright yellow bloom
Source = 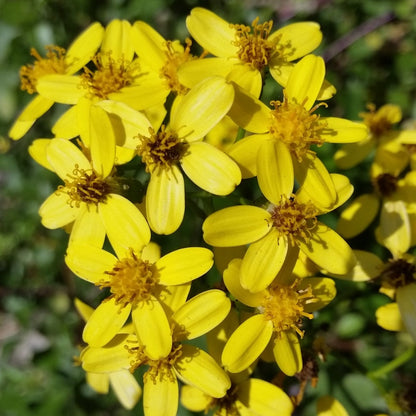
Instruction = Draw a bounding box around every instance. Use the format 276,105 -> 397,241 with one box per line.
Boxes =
9,22 -> 104,140
133,76 -> 241,234
220,258 -> 336,375
31,138 -> 149,248
80,290 -> 232,416
180,7 -> 323,96
335,103 -> 416,170
317,395 -> 349,416
227,54 -> 367,205
203,173 -> 355,293
66,239 -> 215,358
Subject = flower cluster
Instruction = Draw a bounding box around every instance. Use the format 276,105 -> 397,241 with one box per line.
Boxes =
9,7 -> 416,416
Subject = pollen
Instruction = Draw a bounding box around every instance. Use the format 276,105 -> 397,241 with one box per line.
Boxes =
360,103 -> 394,138
160,38 -> 193,95
261,280 -> 317,337
372,173 -> 398,197
231,17 -> 281,70
269,96 -> 327,162
81,52 -> 138,99
136,125 -> 188,172
100,250 -> 158,305
59,165 -> 111,207
20,46 -> 67,94
270,194 -> 318,245
379,256 -> 416,291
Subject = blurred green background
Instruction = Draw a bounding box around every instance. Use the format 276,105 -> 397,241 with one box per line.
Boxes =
1,0 -> 416,415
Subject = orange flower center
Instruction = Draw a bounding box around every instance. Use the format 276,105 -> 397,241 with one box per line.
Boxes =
20,46 -> 67,94
269,96 -> 327,161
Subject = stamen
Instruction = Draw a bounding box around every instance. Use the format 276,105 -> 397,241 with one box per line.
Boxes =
372,173 -> 398,197
379,257 -> 416,290
360,103 -> 394,138
208,384 -> 240,416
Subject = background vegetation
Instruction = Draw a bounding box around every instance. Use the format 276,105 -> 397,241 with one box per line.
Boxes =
1,0 -> 416,415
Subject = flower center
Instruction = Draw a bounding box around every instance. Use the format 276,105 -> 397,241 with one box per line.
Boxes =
209,384 -> 239,416
20,46 -> 67,94
270,195 -> 318,245
373,173 -> 398,197
81,52 -> 139,99
100,250 -> 158,305
160,38 -> 193,95
59,165 -> 111,207
136,125 -> 188,172
379,257 -> 416,290
231,17 -> 279,70
261,281 -> 317,337
269,97 -> 327,162
360,104 -> 394,138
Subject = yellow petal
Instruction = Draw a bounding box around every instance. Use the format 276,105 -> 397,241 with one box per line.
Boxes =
285,54 -> 324,111
222,315 -> 273,373
297,223 -> 356,275
237,378 -> 294,416
397,284 -> 416,341
170,76 -> 234,142
143,369 -> 178,416
376,302 -> 405,332
39,192 -> 79,229
86,372 -> 109,394
52,106 -> 79,138
223,258 -> 265,307
132,299 -> 172,359
83,298 -> 131,347
156,247 -> 213,285
336,193 -> 380,239
241,230 -> 288,293
321,118 -> 368,143
300,277 -> 336,312
157,283 -> 191,318
69,207 -> 106,248
186,7 -> 237,57
203,206 -> 271,247
65,22 -> 104,73
109,370 -> 142,409
29,139 -> 54,171
180,385 -> 211,412
257,139 -> 294,204
74,298 -> 94,322
146,166 -> 185,235
66,243 -> 117,284
175,344 -> 231,398
101,19 -> 134,63
36,74 -> 84,104
317,395 -> 349,416
8,95 -> 54,140
99,194 -> 151,258
334,138 -> 374,170
273,329 -> 302,376
181,141 -> 241,195
172,289 -> 231,340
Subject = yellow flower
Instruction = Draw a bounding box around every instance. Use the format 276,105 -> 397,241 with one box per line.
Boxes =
220,258 -> 336,376
317,395 -> 349,416
179,7 -> 323,96
134,76 -> 241,234
227,54 -> 367,206
9,22 -> 104,140
80,290 -> 232,416
30,138 -> 149,248
203,173 -> 355,293
335,103 -> 416,170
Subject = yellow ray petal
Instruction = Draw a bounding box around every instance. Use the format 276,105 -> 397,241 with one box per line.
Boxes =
186,7 -> 238,57
181,141 -> 241,195
143,371 -> 178,416
375,302 -> 405,332
273,329 -> 302,376
334,138 -> 374,170
69,207 -> 106,248
99,194 -> 151,258
222,315 -> 273,373
83,298 -> 131,347
36,74 -> 84,104
321,118 -> 368,143
39,192 -> 80,229
86,373 -> 109,394
156,247 -> 213,285
175,344 -> 231,398
300,277 -> 336,312
29,139 -> 53,171
203,205 -> 271,247
146,166 -> 185,235
132,299 -> 172,360
317,395 -> 349,416
109,370 -> 142,410
157,283 -> 191,318
52,106 -> 79,138
397,284 -> 416,341
257,139 -> 294,204
180,385 -> 211,412
241,230 -> 288,293
172,289 -> 231,340
101,20 -> 134,63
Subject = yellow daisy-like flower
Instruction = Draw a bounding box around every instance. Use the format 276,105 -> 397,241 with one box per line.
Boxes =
31,137 -> 149,248
227,54 -> 367,207
179,7 -> 323,97
9,22 -> 104,140
203,172 -> 355,293
335,103 -> 416,170
80,290 -> 232,416
220,258 -> 336,376
133,76 -> 241,234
